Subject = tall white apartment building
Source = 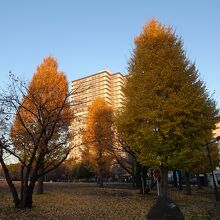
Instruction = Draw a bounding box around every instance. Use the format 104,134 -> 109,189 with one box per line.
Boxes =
71,69 -> 126,160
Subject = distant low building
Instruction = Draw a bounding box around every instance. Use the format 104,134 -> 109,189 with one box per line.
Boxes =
213,122 -> 220,138
213,122 -> 220,154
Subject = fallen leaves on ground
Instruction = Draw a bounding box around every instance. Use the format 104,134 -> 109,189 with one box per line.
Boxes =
0,182 -> 215,219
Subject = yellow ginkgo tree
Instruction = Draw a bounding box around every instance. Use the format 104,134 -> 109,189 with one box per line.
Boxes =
117,19 -> 219,199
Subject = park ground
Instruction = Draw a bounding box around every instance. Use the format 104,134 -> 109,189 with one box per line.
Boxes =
0,181 -> 216,219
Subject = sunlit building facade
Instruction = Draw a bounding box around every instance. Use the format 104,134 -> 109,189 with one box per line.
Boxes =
70,69 -> 126,160
214,123 -> 220,138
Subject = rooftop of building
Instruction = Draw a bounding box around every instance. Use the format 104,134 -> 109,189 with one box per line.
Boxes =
72,69 -> 125,83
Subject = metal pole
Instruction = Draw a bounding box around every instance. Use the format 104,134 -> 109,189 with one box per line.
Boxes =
206,143 -> 220,202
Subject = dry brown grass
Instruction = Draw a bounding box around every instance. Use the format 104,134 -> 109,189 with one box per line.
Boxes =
0,181 -> 215,219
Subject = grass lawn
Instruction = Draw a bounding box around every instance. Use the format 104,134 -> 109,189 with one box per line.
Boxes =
0,181 -> 215,219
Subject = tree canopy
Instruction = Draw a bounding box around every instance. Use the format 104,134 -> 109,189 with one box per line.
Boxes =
116,19 -> 219,195
83,98 -> 114,187
0,56 -> 73,208
11,56 -> 72,166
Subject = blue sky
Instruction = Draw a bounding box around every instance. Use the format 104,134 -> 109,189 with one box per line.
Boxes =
0,0 -> 220,107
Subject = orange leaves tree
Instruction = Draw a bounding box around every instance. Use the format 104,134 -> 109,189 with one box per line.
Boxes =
0,57 -> 73,208
83,98 -> 114,187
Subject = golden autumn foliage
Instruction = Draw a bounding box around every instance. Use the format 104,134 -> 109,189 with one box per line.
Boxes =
83,98 -> 114,186
11,56 -> 72,167
0,56 -> 73,208
118,19 -> 219,169
116,18 -> 219,198
135,18 -> 172,44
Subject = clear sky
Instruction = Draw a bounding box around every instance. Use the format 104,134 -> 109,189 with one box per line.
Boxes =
0,1 -> 220,106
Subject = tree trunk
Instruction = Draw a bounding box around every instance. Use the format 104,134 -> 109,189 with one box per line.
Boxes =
98,173 -> 104,188
196,174 -> 202,189
177,170 -> 183,190
36,164 -> 44,194
36,177 -> 44,194
135,162 -> 148,194
132,178 -> 136,188
150,169 -> 157,189
0,156 -> 20,208
20,165 -> 24,201
11,184 -> 20,208
204,173 -> 208,187
160,166 -> 168,197
19,166 -> 38,208
135,162 -> 141,190
140,168 -> 145,194
132,159 -> 136,188
173,170 -> 178,187
140,166 -> 148,194
150,169 -> 154,186
185,171 -> 192,195
19,185 -> 34,208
